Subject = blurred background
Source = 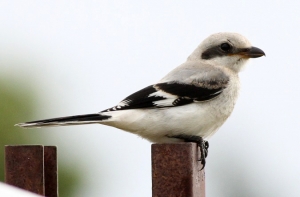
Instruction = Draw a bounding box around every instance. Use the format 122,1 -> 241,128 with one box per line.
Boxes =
1,1 -> 300,196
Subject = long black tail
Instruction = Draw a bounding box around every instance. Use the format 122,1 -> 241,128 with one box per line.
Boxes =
15,113 -> 111,128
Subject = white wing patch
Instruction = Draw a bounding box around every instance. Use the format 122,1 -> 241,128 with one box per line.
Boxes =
149,90 -> 178,107
148,90 -> 176,98
153,99 -> 176,107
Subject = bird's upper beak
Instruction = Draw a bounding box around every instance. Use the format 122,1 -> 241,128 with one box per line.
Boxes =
235,46 -> 265,58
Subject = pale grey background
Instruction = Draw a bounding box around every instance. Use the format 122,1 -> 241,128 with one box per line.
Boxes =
1,1 -> 300,196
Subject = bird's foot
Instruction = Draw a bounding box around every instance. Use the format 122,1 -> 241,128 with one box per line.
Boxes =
168,134 -> 209,170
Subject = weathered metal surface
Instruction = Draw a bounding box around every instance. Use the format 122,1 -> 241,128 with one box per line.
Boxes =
44,146 -> 58,197
5,145 -> 45,195
152,143 -> 205,197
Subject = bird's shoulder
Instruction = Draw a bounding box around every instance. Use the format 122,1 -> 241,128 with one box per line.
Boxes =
160,61 -> 230,85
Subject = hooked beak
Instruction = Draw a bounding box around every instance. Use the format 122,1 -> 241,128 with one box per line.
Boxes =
236,46 -> 265,58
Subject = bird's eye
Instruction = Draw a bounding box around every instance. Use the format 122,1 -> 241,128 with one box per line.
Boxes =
220,43 -> 232,52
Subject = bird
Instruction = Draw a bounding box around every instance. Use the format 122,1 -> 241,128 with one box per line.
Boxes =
16,32 -> 265,168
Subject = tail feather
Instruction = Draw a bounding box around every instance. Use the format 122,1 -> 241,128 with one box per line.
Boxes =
15,113 -> 111,128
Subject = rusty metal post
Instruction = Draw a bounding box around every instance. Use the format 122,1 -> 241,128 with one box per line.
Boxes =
5,145 -> 58,197
152,143 -> 205,197
44,146 -> 58,197
5,145 -> 45,195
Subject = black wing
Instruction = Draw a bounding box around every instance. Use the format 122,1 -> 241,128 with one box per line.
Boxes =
101,79 -> 228,112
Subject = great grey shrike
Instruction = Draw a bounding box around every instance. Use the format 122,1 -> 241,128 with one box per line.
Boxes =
16,32 -> 265,168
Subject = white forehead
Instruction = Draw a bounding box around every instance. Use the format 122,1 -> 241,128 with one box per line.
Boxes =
200,32 -> 252,50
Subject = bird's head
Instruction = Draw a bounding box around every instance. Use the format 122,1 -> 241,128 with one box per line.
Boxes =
187,32 -> 265,72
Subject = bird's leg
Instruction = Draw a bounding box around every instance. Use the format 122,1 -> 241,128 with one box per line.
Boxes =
168,134 -> 209,170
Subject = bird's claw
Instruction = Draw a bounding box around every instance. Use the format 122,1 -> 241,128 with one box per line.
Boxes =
198,139 -> 209,170
168,134 -> 209,170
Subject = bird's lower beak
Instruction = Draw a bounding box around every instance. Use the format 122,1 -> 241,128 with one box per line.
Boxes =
237,46 -> 265,58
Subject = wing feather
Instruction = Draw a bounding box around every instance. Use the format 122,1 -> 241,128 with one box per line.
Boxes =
102,76 -> 229,112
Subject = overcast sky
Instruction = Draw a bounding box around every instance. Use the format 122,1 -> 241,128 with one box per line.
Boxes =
1,1 -> 300,196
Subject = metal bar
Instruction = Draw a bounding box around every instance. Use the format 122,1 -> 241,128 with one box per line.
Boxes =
152,143 -> 205,197
44,146 -> 58,197
5,145 -> 45,195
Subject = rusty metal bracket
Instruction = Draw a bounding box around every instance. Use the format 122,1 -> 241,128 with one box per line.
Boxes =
5,145 -> 58,197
